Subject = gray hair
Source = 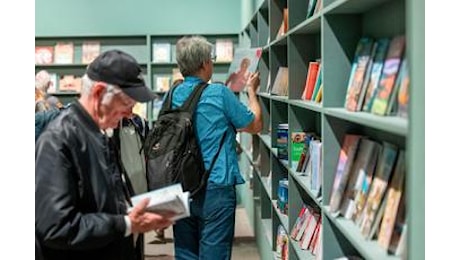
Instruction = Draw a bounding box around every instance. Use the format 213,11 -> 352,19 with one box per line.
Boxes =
81,74 -> 120,105
176,36 -> 213,76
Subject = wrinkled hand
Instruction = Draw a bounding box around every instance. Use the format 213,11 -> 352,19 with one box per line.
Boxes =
128,198 -> 174,234
246,71 -> 260,93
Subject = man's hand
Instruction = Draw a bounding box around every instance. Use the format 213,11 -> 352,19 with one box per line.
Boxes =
128,198 -> 174,234
246,71 -> 260,93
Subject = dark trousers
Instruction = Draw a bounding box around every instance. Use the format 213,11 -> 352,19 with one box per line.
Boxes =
173,184 -> 236,260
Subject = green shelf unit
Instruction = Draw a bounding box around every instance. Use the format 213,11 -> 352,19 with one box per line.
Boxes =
238,0 -> 423,259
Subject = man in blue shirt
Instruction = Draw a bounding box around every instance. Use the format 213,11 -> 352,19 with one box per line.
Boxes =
171,36 -> 262,260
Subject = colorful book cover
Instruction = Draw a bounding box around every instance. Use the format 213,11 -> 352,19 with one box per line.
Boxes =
154,75 -> 171,92
396,58 -> 410,118
35,46 -> 54,64
290,204 -> 308,240
339,138 -> 381,219
358,142 -> 398,237
225,48 -> 262,92
310,140 -> 322,193
344,37 -> 376,112
361,38 -> 391,112
310,63 -> 323,101
81,41 -> 101,64
301,61 -> 320,100
371,35 -> 406,115
328,134 -> 362,214
378,150 -> 405,249
54,42 -> 74,64
291,131 -> 307,165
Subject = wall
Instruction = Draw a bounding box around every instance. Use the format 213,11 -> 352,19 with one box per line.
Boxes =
35,0 -> 241,36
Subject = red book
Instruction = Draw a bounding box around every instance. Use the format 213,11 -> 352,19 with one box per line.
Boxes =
301,61 -> 320,100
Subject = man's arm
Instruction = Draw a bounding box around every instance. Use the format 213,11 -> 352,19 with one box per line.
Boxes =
239,72 -> 262,134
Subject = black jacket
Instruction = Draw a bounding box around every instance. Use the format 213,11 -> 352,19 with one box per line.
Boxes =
35,102 -> 142,260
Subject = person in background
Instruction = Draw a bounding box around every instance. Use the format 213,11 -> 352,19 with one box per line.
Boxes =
35,70 -> 62,112
35,50 -> 173,260
171,35 -> 262,260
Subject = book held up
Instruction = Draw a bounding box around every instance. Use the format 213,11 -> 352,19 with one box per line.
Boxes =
129,183 -> 190,221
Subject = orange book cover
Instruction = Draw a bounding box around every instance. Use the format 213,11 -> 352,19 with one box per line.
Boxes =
301,62 -> 320,100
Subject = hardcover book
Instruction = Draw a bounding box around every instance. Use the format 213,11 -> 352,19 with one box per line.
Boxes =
152,42 -> 172,63
225,47 -> 262,92
35,46 -> 54,64
54,42 -> 74,64
339,138 -> 381,219
328,134 -> 362,214
344,37 -> 376,112
301,61 -> 320,100
81,41 -> 101,64
378,150 -> 405,249
371,35 -> 406,115
270,67 -> 289,96
396,58 -> 410,118
358,142 -> 398,237
215,39 -> 234,62
361,38 -> 391,112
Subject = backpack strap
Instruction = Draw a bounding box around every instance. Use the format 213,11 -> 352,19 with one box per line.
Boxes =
181,82 -> 208,114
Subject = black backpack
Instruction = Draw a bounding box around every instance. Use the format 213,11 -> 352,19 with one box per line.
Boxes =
144,81 -> 227,198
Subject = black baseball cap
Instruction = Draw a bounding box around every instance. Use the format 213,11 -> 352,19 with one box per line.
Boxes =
87,50 -> 156,102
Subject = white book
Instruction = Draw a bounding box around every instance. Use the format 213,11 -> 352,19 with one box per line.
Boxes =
129,183 -> 190,221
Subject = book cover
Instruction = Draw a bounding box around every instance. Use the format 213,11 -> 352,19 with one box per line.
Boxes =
35,46 -> 54,64
154,75 -> 171,92
129,183 -> 190,221
344,37 -> 376,112
358,142 -> 398,237
314,83 -> 323,103
310,140 -> 322,193
339,138 -> 381,219
225,48 -> 262,92
270,67 -> 289,96
299,212 -> 320,250
371,35 -> 406,115
385,55 -> 406,116
215,39 -> 234,62
291,131 -> 307,166
295,208 -> 314,241
58,75 -> 81,92
328,134 -> 362,214
396,57 -> 410,118
152,42 -> 172,63
54,42 -> 74,64
378,150 -> 405,249
81,41 -> 101,64
290,204 -> 308,240
307,0 -> 318,18
301,61 -> 320,100
310,65 -> 323,101
361,38 -> 391,112
47,73 -> 58,94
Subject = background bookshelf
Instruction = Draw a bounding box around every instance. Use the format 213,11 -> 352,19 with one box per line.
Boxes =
35,33 -> 238,124
237,0 -> 423,259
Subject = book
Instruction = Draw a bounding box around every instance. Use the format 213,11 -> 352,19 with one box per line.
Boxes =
290,204 -> 308,240
378,150 -> 405,249
215,39 -> 234,62
154,75 -> 171,92
358,142 -> 398,237
129,183 -> 190,221
35,46 -> 54,64
307,0 -> 318,18
344,37 -> 376,112
371,35 -> 406,115
310,65 -> 322,101
54,42 -> 74,64
225,47 -> 262,92
385,55 -> 406,116
270,67 -> 289,96
81,41 -> 101,64
291,131 -> 307,166
328,134 -> 362,214
339,138 -> 381,219
58,75 -> 81,92
361,38 -> 391,112
48,73 -> 58,93
152,42 -> 172,63
387,191 -> 407,256
310,140 -> 322,194
396,57 -> 410,118
301,61 -> 320,100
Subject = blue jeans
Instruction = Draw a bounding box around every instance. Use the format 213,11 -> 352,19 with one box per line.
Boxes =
173,184 -> 236,260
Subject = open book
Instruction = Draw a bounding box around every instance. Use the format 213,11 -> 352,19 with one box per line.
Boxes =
129,184 -> 190,221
